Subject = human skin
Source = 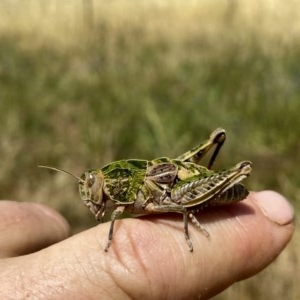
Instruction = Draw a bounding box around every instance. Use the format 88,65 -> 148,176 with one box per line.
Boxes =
0,191 -> 294,299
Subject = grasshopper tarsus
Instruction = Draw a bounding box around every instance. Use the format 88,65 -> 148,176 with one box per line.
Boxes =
104,241 -> 111,252
186,236 -> 194,252
105,223 -> 114,252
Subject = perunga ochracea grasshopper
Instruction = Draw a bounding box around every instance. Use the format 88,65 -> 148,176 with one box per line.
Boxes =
40,128 -> 252,252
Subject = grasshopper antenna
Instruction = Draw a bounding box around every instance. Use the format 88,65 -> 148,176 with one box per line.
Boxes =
38,165 -> 84,183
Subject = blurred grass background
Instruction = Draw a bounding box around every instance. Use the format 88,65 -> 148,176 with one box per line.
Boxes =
0,0 -> 299,298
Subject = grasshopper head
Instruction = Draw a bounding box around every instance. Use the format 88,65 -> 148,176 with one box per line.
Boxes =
79,170 -> 105,205
39,165 -> 106,221
79,170 -> 107,221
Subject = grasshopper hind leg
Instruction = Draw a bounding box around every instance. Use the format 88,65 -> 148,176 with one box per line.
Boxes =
188,212 -> 210,238
183,211 -> 194,252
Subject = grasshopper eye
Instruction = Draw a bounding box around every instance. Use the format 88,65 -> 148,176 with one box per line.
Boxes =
87,174 -> 96,188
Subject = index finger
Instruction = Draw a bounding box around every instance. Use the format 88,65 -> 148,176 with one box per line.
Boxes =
0,200 -> 70,257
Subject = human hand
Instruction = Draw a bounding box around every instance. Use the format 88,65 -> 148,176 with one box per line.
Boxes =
0,191 -> 294,299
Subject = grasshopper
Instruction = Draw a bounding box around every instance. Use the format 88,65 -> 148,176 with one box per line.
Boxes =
40,128 -> 252,252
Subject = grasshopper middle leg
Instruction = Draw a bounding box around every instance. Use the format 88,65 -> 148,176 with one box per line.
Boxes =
144,202 -> 194,252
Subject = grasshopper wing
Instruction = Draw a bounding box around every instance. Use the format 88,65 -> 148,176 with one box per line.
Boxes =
171,161 -> 251,208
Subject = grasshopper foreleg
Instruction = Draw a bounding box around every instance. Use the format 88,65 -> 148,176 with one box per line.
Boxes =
105,205 -> 125,252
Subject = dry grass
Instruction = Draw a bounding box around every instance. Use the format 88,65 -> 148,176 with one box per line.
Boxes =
1,1 -> 300,54
0,1 -> 299,299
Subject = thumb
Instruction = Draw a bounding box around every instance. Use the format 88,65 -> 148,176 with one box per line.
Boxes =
0,191 -> 294,299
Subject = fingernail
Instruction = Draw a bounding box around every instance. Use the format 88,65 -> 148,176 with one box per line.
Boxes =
253,191 -> 294,226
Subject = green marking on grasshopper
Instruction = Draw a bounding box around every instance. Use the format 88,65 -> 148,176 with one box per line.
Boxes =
40,128 -> 252,252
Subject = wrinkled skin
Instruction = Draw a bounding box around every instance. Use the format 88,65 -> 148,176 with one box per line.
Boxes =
0,191 -> 294,299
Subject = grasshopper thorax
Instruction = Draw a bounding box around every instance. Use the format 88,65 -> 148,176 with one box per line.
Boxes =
79,170 -> 105,205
